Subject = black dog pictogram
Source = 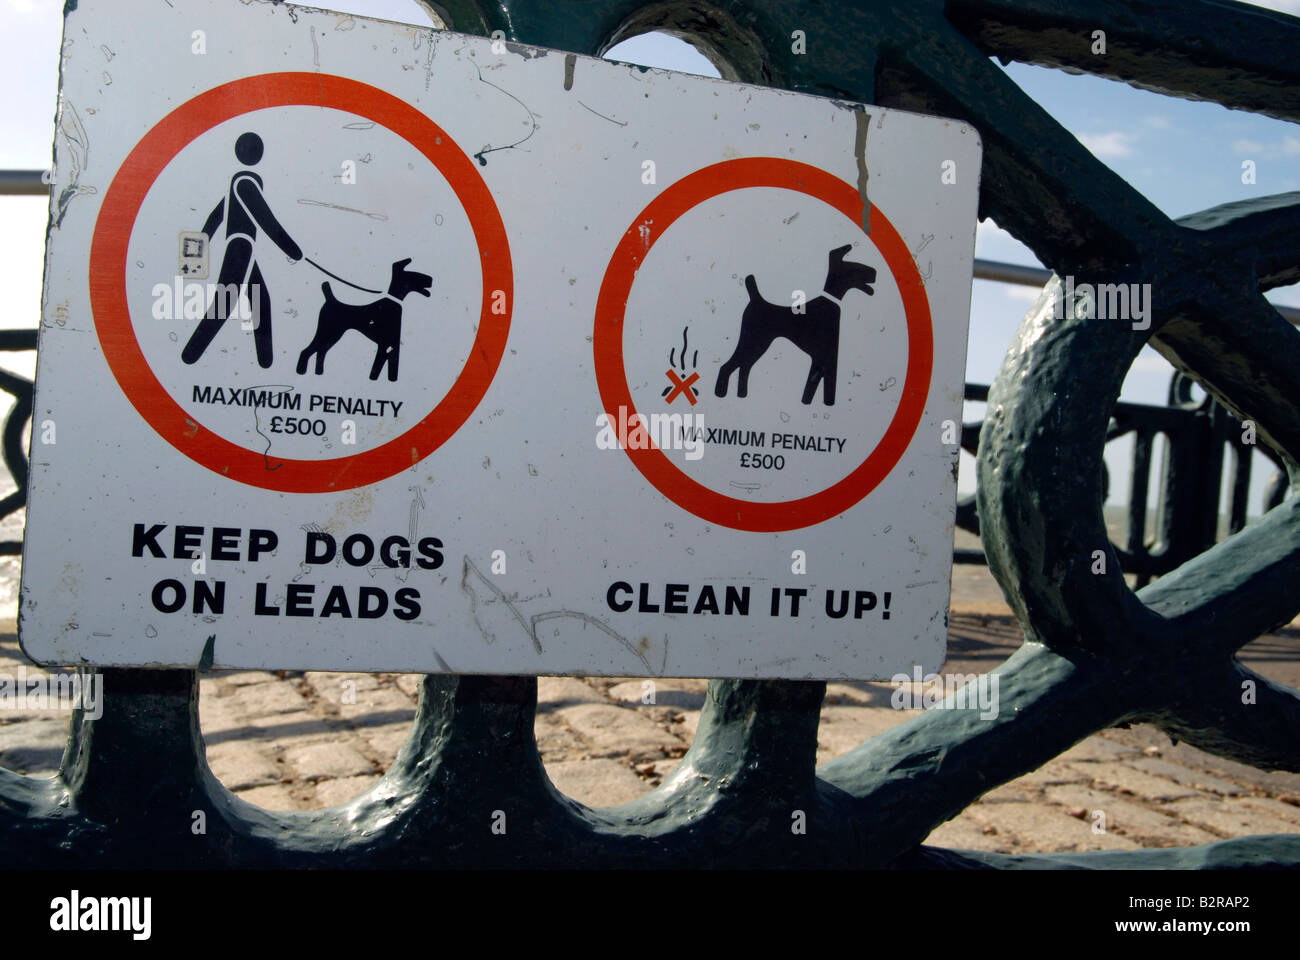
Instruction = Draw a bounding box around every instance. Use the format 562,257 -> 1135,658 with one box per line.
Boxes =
714,244 -> 876,406
295,258 -> 432,382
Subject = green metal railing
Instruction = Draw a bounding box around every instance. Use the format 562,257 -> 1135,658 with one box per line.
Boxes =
2,0 -> 1298,867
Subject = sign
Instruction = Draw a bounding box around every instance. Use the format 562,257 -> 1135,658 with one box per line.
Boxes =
22,0 -> 981,679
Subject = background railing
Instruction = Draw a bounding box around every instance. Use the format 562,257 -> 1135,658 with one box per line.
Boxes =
0,329 -> 34,556
953,377 -> 1291,586
2,0 -> 1298,868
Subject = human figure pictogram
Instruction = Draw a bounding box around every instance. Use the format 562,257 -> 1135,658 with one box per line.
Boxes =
181,132 -> 303,368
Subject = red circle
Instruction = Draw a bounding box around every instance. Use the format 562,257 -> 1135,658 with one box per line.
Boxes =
593,158 -> 933,532
89,72 -> 513,492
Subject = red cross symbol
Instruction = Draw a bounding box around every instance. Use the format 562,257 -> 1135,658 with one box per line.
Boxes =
663,369 -> 701,406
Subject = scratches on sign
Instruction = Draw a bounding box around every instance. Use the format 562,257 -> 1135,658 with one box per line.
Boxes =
462,555 -> 539,652
461,556 -> 653,670
471,65 -> 538,166
577,101 -> 628,127
53,98 -> 96,228
854,108 -> 871,235
297,198 -> 389,221
532,610 -> 653,673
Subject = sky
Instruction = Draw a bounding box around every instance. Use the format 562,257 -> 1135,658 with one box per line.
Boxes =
1,0 -> 1297,513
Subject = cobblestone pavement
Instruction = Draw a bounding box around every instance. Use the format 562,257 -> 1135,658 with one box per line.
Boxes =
2,609 -> 1298,856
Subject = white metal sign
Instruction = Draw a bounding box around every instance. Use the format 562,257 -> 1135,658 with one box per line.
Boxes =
22,0 -> 981,679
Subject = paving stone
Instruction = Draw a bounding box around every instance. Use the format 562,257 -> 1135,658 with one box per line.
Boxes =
633,704 -> 688,727
574,677 -> 620,697
334,686 -> 417,726
0,666 -> 88,718
554,702 -> 686,761
234,710 -> 336,746
980,781 -> 1043,804
545,758 -> 648,808
816,705 -> 912,760
313,775 -> 381,808
1167,797 -> 1300,837
304,672 -> 385,698
1058,736 -> 1141,763
1100,723 -> 1300,796
198,677 -> 223,698
197,685 -> 246,735
965,800 -> 1139,852
1009,760 -> 1091,788
234,783 -> 297,812
0,661 -> 29,681
824,681 -> 896,709
393,674 -> 424,701
606,678 -> 707,710
1045,784 -> 1220,847
534,714 -> 590,761
214,671 -> 279,688
229,680 -> 309,718
0,715 -> 68,775
925,814 -> 1016,854
1161,748 -> 1300,798
606,703 -> 687,742
1233,795 -> 1300,828
1128,756 -> 1245,796
1089,764 -> 1204,802
647,758 -> 681,780
206,740 -> 281,791
283,740 -> 376,781
363,722 -> 416,761
537,676 -> 607,710
0,692 -> 76,724
1043,783 -> 1123,818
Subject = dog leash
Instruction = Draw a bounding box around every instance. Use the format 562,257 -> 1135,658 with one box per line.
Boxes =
303,256 -> 383,295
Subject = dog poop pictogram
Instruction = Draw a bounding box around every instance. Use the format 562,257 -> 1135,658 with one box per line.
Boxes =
662,325 -> 700,405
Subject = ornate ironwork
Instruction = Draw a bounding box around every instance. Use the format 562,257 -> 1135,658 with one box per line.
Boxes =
3,0 -> 1298,867
956,375 -> 1289,588
0,329 -> 34,555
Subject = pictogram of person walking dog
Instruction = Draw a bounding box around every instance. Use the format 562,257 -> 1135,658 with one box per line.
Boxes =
179,131 -> 432,382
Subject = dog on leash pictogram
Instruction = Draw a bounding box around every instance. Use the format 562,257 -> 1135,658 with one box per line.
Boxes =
296,258 -> 433,382
714,244 -> 876,406
177,131 -> 434,383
